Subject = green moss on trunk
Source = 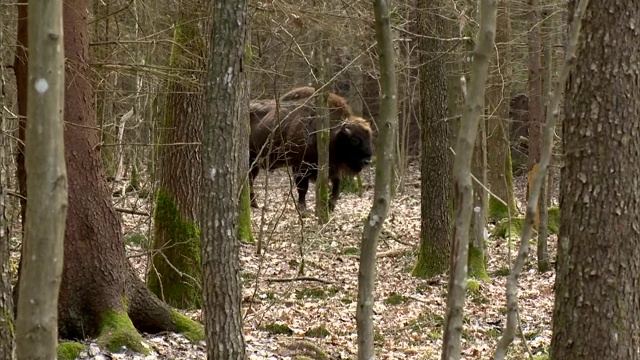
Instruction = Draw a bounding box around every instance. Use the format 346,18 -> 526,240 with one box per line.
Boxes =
340,174 -> 364,195
148,188 -> 202,309
238,183 -> 254,243
97,310 -> 150,354
412,240 -> 449,279
492,207 -> 559,239
468,244 -> 489,281
170,310 -> 205,343
488,150 -> 517,221
57,342 -> 85,360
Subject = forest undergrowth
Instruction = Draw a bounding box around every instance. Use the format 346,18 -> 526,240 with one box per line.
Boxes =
15,161 -> 556,359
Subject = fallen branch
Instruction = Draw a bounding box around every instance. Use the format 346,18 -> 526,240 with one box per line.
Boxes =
266,276 -> 333,285
115,207 -> 149,216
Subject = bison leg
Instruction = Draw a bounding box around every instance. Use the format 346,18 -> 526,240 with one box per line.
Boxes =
249,166 -> 260,208
294,173 -> 311,211
329,176 -> 341,212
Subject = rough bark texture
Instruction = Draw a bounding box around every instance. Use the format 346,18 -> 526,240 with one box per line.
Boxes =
15,1 -> 68,359
200,0 -> 248,357
148,17 -> 205,310
412,0 -> 451,279
356,0 -> 397,358
550,0 -> 640,358
486,0 -> 517,222
15,0 -> 203,349
0,86 -> 14,360
441,0 -> 496,358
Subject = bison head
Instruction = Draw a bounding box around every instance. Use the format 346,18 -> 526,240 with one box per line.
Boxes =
333,117 -> 374,174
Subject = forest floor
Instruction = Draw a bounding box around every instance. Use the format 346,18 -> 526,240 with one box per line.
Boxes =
77,160 -> 558,360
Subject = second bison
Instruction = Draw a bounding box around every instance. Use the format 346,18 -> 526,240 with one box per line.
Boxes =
248,87 -> 374,212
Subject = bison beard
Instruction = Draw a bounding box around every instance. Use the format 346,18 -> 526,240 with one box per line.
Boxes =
248,87 -> 373,212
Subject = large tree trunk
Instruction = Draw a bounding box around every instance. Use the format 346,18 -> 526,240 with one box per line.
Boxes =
147,15 -> 205,310
412,0 -> 452,279
200,0 -> 248,356
15,1 -> 67,359
356,0 -> 397,357
14,0 -> 203,351
550,1 -> 640,358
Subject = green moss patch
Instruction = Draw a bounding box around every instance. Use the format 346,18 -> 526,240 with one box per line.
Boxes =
97,310 -> 150,355
171,310 -> 205,343
148,188 -> 202,309
295,286 -> 339,300
261,322 -> 294,335
468,245 -> 490,281
57,341 -> 85,360
384,292 -> 409,305
238,183 -> 254,243
304,326 -> 331,338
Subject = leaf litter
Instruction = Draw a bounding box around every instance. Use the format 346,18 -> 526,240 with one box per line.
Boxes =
62,162 -> 557,359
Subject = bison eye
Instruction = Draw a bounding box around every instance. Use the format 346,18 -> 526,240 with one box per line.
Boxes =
350,137 -> 360,146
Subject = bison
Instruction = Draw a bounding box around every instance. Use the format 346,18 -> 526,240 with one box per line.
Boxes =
248,86 -> 374,212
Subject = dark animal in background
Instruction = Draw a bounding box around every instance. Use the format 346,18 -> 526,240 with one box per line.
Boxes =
248,86 -> 374,212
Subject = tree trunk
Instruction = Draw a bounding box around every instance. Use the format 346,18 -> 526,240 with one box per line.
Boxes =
486,0 -> 517,222
550,0 -> 640,358
148,16 -> 205,310
15,1 -> 68,359
0,71 -> 14,360
314,29 -> 331,223
356,0 -> 397,357
201,0 -> 248,357
412,0 -> 451,279
14,0 -> 203,350
469,119 -> 489,281
536,0 -> 554,273
441,0 -> 497,358
527,0 -> 542,198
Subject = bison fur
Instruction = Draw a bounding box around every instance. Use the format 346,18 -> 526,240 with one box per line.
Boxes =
248,87 -> 373,212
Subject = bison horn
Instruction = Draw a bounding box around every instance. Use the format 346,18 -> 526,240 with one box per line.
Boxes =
342,126 -> 352,136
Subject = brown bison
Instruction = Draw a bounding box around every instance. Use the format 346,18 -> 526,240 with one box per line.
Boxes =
248,86 -> 374,212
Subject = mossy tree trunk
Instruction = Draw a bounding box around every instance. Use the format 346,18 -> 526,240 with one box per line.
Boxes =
201,0 -> 249,356
412,0 -> 452,279
14,0 -> 203,350
147,11 -> 207,309
15,1 -> 68,359
486,0 -> 517,222
550,1 -> 640,357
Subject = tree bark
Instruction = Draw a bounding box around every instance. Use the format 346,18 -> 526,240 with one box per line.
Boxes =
14,0 -> 203,350
550,0 -> 640,358
200,0 -> 248,357
15,1 -> 68,359
441,0 -> 497,359
412,0 -> 451,279
527,0 -> 543,194
356,0 -> 397,357
0,59 -> 14,360
486,0 -> 517,222
148,15 -> 205,310
314,24 -> 331,223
